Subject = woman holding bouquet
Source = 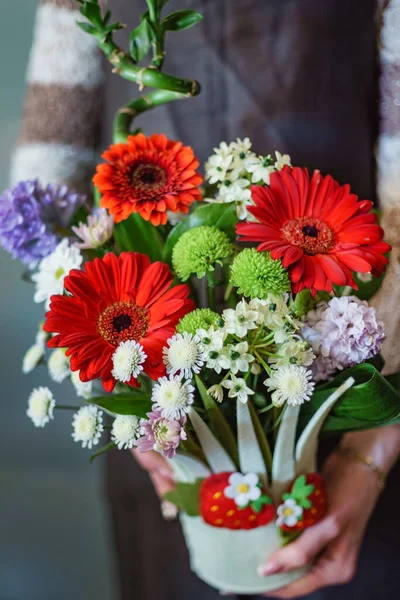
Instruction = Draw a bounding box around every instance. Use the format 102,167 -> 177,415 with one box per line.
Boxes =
12,0 -> 400,599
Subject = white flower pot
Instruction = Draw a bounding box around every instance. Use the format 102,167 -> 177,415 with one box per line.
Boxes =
181,513 -> 309,594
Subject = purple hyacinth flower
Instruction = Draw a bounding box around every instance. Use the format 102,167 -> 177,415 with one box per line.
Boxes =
0,180 -> 85,269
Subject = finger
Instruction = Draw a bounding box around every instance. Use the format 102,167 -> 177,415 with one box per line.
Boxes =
149,470 -> 176,499
131,448 -> 174,482
262,568 -> 325,598
258,516 -> 340,576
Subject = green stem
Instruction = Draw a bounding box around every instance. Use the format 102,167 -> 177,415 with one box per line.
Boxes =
113,89 -> 189,143
207,270 -> 217,311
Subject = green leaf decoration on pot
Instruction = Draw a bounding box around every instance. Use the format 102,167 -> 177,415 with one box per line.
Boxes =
282,475 -> 314,509
250,493 -> 272,514
164,479 -> 204,516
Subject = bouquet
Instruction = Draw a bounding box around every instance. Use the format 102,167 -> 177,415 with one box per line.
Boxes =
2,1 -> 400,594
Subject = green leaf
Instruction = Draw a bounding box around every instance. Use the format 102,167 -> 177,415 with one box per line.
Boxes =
163,203 -> 237,263
279,529 -> 302,546
334,270 -> 386,301
195,375 -> 239,467
162,9 -> 203,32
250,494 -> 272,513
113,212 -> 164,262
164,479 -> 203,516
87,393 -> 152,418
129,17 -> 155,62
80,2 -> 102,28
76,21 -> 97,35
248,400 -> 273,476
298,363 -> 400,437
90,441 -> 116,462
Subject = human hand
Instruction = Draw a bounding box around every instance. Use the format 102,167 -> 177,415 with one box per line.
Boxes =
130,448 -> 176,508
257,450 -> 382,598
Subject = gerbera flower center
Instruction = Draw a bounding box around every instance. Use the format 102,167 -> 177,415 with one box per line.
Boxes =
131,163 -> 167,191
281,217 -> 335,255
97,301 -> 149,346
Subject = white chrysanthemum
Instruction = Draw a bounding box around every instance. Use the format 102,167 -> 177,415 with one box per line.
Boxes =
274,151 -> 291,171
72,208 -> 114,250
22,343 -> 44,374
223,300 -> 258,337
111,415 -> 142,450
48,348 -> 70,383
71,370 -> 93,399
35,321 -> 49,346
111,340 -> 147,383
32,239 -> 83,309
152,375 -> 195,419
72,405 -> 103,449
163,332 -> 205,379
264,365 -> 315,407
27,386 -> 55,427
222,374 -> 255,404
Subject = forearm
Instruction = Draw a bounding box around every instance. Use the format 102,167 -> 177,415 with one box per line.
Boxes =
340,424 -> 400,473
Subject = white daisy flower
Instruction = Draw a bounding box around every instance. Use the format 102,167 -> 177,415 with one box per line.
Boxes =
22,343 -> 44,374
223,300 -> 258,337
270,340 -> 315,369
111,340 -> 147,383
222,374 -> 255,404
48,348 -> 70,383
72,405 -> 104,449
207,384 -> 224,403
205,152 -> 233,184
249,294 -> 290,328
196,326 -> 227,350
224,472 -> 261,507
27,386 -> 55,428
225,341 -> 254,374
264,365 -> 315,407
32,239 -> 83,309
71,370 -> 93,399
244,155 -> 273,184
276,498 -> 303,528
163,332 -> 205,379
274,151 -> 292,171
230,137 -> 253,155
152,375 -> 195,420
111,415 -> 142,450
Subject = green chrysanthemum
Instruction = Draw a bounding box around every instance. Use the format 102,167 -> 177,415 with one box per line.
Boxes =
177,308 -> 220,335
230,248 -> 290,299
172,225 -> 233,281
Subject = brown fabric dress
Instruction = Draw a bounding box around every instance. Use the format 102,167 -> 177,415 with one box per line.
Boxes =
103,1 -> 400,599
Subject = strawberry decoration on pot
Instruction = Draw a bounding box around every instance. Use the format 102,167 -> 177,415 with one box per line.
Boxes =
200,472 -> 275,530
277,473 -> 327,531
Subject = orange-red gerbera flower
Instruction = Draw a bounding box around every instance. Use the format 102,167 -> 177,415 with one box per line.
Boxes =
236,167 -> 391,294
93,133 -> 203,226
44,252 -> 195,392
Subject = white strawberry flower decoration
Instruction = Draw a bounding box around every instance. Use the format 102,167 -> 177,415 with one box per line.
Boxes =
223,472 -> 261,507
276,498 -> 303,528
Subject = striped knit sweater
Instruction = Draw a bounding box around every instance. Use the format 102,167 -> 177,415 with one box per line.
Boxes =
10,0 -> 400,372
10,0 -> 104,193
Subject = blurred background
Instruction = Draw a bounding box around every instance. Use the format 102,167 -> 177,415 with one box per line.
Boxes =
0,2 -> 117,599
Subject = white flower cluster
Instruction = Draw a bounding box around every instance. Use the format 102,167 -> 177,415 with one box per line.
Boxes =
175,297 -> 317,407
204,138 -> 291,220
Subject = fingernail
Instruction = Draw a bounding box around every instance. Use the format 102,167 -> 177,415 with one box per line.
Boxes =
257,561 -> 281,577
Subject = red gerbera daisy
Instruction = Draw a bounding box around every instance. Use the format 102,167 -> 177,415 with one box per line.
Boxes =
236,167 -> 391,294
93,133 -> 203,226
44,252 -> 195,392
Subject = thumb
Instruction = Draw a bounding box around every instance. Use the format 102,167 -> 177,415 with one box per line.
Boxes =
258,516 -> 340,576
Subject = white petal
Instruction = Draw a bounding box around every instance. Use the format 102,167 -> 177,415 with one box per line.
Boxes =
243,473 -> 259,487
228,472 -> 243,486
235,493 -> 249,507
285,515 -> 299,527
223,485 -> 237,499
284,498 -> 298,508
247,486 -> 262,501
